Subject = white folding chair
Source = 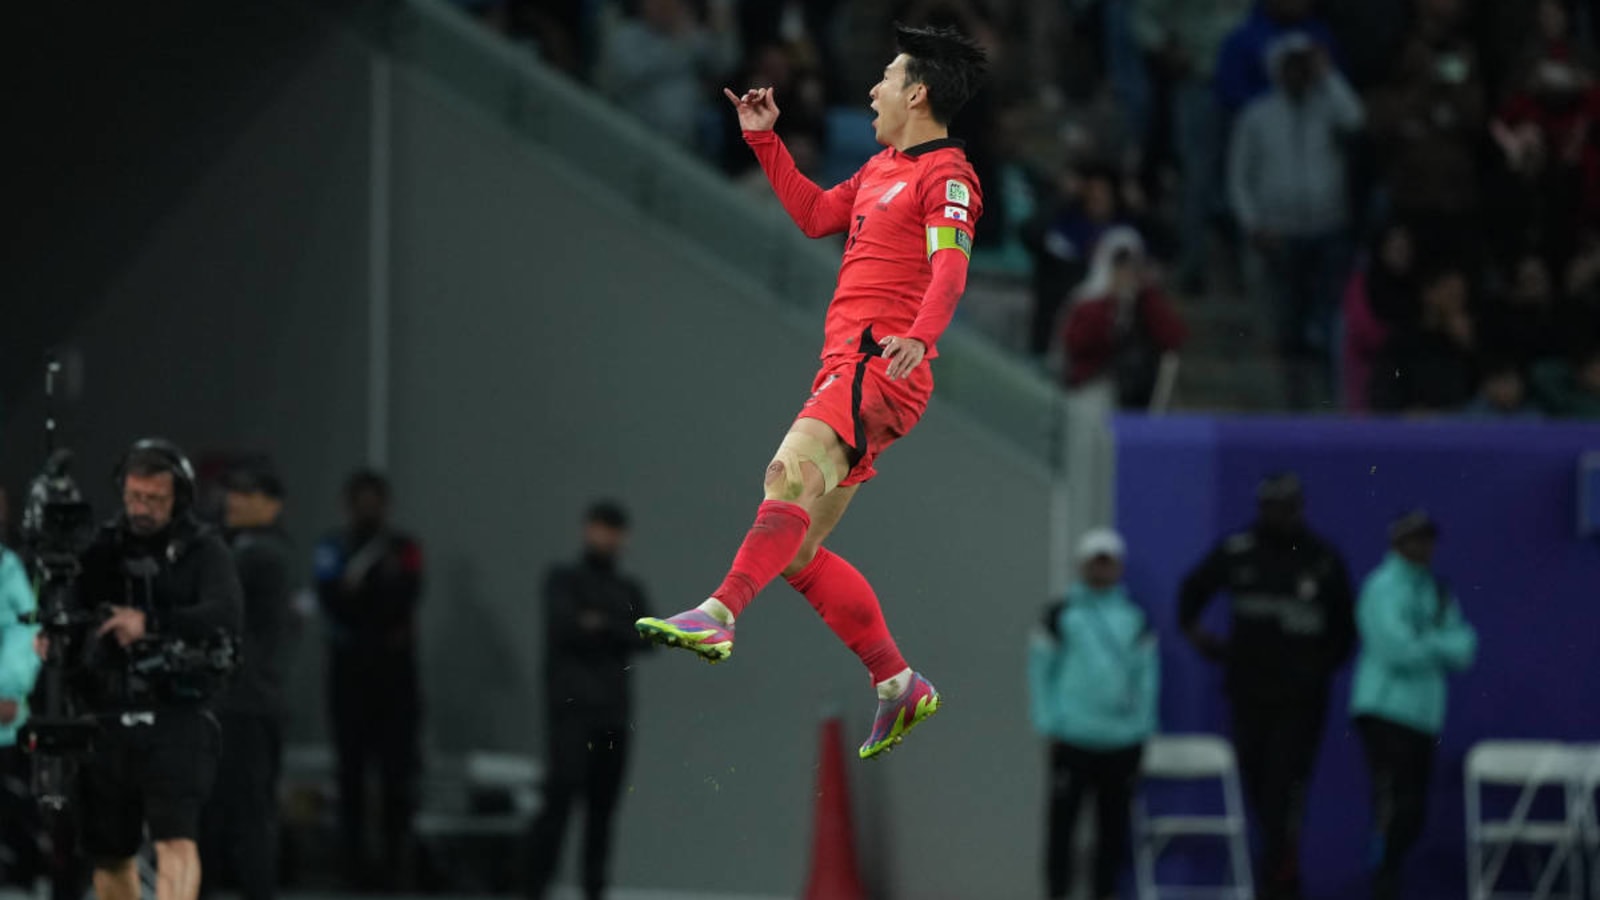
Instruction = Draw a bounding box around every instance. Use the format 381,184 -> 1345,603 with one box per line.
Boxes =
415,751 -> 543,838
1134,734 -> 1254,900
1575,744 -> 1600,900
1466,740 -> 1586,900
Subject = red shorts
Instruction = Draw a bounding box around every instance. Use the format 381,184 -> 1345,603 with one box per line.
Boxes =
794,353 -> 933,486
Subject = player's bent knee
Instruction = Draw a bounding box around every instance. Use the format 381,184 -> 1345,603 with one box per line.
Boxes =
766,432 -> 840,502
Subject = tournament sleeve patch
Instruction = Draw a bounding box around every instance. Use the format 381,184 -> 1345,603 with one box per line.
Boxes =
942,205 -> 969,222
926,225 -> 973,259
944,179 -> 971,206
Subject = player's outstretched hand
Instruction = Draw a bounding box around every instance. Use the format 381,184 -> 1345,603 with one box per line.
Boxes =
723,86 -> 780,132
879,336 -> 926,381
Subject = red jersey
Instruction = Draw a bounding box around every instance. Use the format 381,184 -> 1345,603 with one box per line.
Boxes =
745,130 -> 983,360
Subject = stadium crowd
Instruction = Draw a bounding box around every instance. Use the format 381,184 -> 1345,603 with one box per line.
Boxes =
458,0 -> 1600,415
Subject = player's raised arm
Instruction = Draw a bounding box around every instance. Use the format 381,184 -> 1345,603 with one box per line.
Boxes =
727,86 -> 859,238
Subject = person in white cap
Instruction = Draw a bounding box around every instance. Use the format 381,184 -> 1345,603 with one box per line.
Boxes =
1029,528 -> 1159,900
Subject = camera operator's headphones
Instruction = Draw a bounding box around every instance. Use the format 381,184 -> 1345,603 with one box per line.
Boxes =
113,438 -> 198,515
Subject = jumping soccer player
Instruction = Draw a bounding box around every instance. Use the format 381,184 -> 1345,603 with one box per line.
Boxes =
634,24 -> 987,760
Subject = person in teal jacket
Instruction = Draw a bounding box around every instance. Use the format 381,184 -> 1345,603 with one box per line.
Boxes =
0,539 -> 42,888
1349,510 -> 1476,900
0,543 -> 40,748
1029,528 -> 1159,900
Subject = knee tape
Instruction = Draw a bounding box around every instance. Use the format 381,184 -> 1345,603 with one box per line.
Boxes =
770,432 -> 841,497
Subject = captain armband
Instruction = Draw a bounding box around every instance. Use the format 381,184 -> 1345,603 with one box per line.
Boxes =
926,226 -> 973,260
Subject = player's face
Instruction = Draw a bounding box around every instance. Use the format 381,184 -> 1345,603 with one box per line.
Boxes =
869,54 -> 914,145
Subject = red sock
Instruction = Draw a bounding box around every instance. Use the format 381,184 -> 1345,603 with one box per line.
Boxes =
784,548 -> 908,683
711,500 -> 812,617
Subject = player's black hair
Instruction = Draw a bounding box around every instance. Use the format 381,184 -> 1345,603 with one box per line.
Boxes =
894,23 -> 988,126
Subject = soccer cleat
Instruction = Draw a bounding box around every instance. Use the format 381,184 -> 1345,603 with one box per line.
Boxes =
634,609 -> 734,663
858,672 -> 941,760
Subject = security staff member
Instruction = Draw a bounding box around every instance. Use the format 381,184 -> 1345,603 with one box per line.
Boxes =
314,469 -> 421,891
526,501 -> 652,900
199,463 -> 293,900
1177,473 -> 1355,900
1350,511 -> 1476,900
74,439 -> 243,900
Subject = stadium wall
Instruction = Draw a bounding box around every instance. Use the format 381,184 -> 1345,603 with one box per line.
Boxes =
1116,415 -> 1600,899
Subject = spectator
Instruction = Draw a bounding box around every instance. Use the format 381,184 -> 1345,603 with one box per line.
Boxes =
1026,163 -> 1145,357
1350,511 -> 1477,900
1177,473 -> 1356,900
1491,0 -> 1600,266
1213,0 -> 1340,117
1029,528 -> 1157,900
595,0 -> 737,153
1367,0 -> 1488,266
1340,223 -> 1417,411
1132,0 -> 1254,290
1360,220 -> 1422,331
1058,227 -> 1188,409
1565,227 -> 1600,302
1462,358 -> 1543,419
314,470 -> 424,891
1229,34 -> 1364,407
200,463 -> 294,900
1370,266 -> 1479,413
0,524 -> 40,888
1531,344 -> 1600,416
526,502 -> 654,900
1480,254 -> 1565,366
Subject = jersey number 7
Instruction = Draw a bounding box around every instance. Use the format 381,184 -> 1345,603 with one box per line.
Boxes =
848,214 -> 867,250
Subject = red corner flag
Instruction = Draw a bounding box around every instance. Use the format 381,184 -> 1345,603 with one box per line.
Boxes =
801,716 -> 867,900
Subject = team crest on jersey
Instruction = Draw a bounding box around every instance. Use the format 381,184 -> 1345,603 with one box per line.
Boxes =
876,181 -> 908,209
945,179 -> 971,206
943,205 -> 969,222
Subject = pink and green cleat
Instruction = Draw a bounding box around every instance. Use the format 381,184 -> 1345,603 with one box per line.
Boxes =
858,672 -> 941,760
634,609 -> 734,663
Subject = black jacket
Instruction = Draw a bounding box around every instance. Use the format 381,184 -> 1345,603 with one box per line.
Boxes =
75,515 -> 244,709
1178,525 -> 1355,702
314,528 -> 422,661
219,524 -> 293,718
542,555 -> 651,726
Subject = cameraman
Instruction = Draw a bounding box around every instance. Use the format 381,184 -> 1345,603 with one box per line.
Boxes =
73,439 -> 242,900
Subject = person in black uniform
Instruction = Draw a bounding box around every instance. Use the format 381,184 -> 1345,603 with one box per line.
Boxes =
1177,473 -> 1355,900
73,439 -> 243,900
525,501 -> 652,900
199,462 -> 293,900
313,470 -> 422,891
